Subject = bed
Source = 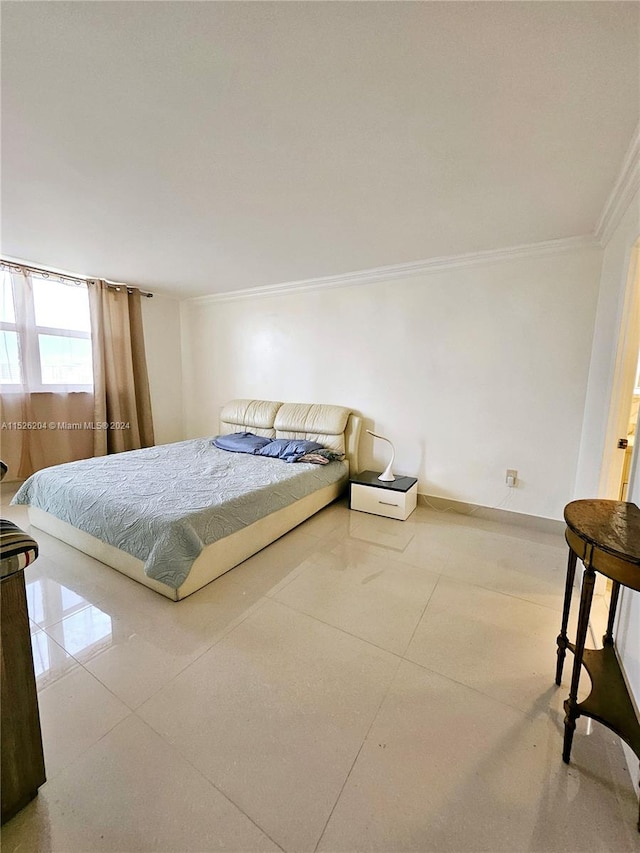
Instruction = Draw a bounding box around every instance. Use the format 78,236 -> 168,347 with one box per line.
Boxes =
12,399 -> 362,600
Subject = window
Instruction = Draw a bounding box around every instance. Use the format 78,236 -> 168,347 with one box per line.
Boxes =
0,270 -> 93,391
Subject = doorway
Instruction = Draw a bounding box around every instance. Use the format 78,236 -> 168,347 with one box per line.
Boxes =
599,240 -> 640,502
619,350 -> 640,500
596,239 -> 640,605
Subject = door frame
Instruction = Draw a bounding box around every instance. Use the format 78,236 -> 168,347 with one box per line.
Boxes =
599,239 -> 640,499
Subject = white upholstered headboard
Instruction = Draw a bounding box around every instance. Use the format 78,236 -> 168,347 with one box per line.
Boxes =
218,399 -> 281,438
219,399 -> 361,473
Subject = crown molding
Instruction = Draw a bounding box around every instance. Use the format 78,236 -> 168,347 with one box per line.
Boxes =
188,234 -> 598,305
595,122 -> 640,246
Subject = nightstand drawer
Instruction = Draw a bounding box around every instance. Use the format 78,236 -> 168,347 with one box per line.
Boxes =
350,482 -> 417,521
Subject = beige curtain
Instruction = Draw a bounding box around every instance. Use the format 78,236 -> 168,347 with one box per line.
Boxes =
0,269 -> 93,479
88,280 -> 154,456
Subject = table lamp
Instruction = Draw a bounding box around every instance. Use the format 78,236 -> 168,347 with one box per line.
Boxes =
366,429 -> 396,482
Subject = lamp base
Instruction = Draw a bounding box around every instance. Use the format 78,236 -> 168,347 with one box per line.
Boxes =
377,464 -> 395,482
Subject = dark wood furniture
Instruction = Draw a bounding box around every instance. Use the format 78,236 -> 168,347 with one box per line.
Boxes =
556,499 -> 640,831
1,522 -> 46,824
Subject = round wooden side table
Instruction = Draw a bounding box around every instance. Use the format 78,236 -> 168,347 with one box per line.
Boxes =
556,499 -> 640,832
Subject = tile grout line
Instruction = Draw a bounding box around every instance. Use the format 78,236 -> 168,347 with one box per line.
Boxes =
122,595 -> 272,712
338,534 -> 574,614
404,652 -> 540,715
312,654 -> 405,853
400,572 -> 442,657
269,596 -> 407,663
406,563 -> 587,615
271,577 -> 591,733
35,668 -> 135,786
131,712 -> 289,853
34,597 -> 287,851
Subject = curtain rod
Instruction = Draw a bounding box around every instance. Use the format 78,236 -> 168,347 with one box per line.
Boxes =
0,258 -> 154,297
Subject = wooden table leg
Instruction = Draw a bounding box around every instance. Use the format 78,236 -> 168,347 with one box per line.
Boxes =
563,563 -> 596,764
556,547 -> 578,685
602,580 -> 620,647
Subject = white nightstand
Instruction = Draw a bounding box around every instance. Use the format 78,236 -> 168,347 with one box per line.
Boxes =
349,470 -> 418,521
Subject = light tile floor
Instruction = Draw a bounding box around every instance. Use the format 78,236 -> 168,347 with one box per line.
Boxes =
1,485 -> 639,853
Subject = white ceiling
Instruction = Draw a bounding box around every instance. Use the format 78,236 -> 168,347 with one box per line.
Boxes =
2,1 -> 639,298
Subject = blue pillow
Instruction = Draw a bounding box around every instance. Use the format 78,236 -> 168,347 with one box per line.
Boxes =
255,438 -> 324,463
212,432 -> 272,453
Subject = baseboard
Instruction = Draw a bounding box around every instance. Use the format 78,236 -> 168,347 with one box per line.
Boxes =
418,493 -> 565,536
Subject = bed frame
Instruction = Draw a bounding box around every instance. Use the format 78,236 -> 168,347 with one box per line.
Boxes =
27,400 -> 362,601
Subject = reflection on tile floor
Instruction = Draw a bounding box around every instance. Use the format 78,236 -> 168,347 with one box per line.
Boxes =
1,486 -> 639,852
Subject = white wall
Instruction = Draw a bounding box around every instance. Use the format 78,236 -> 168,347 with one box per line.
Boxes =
141,294 -> 184,445
182,245 -> 602,520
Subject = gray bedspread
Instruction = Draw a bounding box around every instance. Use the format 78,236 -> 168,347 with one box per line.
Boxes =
11,439 -> 347,589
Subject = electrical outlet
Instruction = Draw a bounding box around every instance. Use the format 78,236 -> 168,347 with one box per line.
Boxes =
506,469 -> 518,487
